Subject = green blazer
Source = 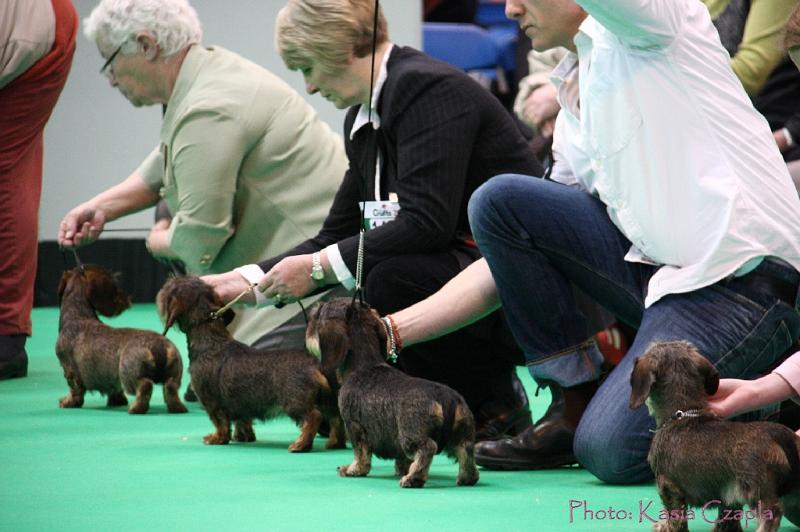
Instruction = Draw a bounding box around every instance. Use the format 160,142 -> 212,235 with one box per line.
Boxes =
139,45 -> 346,344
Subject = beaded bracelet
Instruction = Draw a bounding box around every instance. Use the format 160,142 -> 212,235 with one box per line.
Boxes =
380,314 -> 403,363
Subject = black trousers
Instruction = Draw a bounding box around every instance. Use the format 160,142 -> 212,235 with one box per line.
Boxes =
364,246 -> 523,410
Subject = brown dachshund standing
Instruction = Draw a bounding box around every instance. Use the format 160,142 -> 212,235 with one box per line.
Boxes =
306,298 -> 479,488
56,265 -> 187,415
157,276 -> 344,451
630,341 -> 800,532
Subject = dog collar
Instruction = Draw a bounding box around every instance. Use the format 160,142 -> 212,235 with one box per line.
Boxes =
671,409 -> 702,420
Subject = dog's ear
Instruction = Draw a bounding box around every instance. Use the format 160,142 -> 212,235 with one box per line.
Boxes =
629,356 -> 656,410
57,270 -> 72,303
160,293 -> 183,335
317,318 -> 350,373
369,309 -> 388,358
698,357 -> 720,395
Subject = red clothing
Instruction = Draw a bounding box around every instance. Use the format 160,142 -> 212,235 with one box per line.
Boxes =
0,0 -> 77,335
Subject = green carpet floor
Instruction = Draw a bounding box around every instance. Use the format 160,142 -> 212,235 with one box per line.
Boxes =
1,305 -> 794,531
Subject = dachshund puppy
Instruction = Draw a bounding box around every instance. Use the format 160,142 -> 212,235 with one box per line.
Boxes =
157,276 -> 344,451
56,265 -> 187,415
306,298 -> 479,488
629,341 -> 800,532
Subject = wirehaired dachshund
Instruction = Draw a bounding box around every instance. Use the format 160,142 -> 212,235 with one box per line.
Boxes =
629,340 -> 800,532
156,276 -> 344,451
306,298 -> 479,488
56,265 -> 187,414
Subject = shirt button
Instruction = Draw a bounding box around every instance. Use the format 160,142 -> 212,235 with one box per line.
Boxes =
159,187 -> 166,198
591,159 -> 601,172
199,254 -> 211,265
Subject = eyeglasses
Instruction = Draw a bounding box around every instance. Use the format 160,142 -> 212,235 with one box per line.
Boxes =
99,45 -> 123,77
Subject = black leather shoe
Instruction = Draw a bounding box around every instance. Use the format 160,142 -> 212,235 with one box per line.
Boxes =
0,335 -> 28,380
475,380 -> 596,470
475,418 -> 576,470
475,373 -> 533,441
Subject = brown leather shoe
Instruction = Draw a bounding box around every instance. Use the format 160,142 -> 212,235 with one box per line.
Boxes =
475,372 -> 533,441
475,380 -> 596,470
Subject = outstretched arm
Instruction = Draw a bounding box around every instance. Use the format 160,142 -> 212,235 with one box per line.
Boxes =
389,258 -> 500,348
708,373 -> 796,418
58,171 -> 158,248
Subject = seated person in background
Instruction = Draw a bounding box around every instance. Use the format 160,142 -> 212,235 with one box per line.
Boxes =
513,47 -> 566,163
380,0 -> 800,482
57,0 -> 346,352
703,0 -> 800,193
205,0 -> 544,441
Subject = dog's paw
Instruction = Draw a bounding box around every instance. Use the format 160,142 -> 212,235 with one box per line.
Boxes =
203,433 -> 230,445
457,470 -> 479,486
288,440 -> 313,453
59,396 -> 83,408
337,464 -> 367,477
127,403 -> 149,415
399,475 -> 426,489
167,403 -> 188,414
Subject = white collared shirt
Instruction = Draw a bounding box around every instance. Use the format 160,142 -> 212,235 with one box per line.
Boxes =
549,0 -> 800,307
327,43 -> 394,289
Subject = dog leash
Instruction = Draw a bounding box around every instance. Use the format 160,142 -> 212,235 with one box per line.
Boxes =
349,0 -> 380,309
209,283 -> 257,321
60,247 -> 86,274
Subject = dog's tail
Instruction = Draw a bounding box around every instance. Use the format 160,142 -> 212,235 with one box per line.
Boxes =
770,425 -> 800,496
434,395 -> 458,454
149,342 -> 171,384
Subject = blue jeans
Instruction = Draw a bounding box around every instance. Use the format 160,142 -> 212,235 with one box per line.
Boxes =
468,175 -> 800,484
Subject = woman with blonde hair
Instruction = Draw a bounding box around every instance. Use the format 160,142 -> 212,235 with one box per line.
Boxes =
208,0 -> 546,443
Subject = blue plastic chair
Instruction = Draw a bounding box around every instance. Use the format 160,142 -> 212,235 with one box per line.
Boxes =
422,22 -> 508,92
475,0 -> 516,29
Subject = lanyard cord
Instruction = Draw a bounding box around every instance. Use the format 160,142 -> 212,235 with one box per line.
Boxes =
352,0 -> 381,307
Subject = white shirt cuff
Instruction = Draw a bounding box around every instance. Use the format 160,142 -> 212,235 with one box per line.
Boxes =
325,244 -> 356,290
234,264 -> 272,307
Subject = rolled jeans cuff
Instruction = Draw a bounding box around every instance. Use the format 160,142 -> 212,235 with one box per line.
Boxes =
526,338 -> 606,387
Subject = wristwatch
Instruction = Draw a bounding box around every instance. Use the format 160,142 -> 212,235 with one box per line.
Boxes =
310,252 -> 326,287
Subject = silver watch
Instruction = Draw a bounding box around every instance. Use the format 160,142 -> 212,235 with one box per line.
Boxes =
310,252 -> 326,287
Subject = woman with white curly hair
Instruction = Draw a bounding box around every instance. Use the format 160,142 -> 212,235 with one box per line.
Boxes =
59,0 -> 347,367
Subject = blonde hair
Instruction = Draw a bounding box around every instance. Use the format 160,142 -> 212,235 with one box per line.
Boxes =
784,2 -> 800,50
276,0 -> 389,73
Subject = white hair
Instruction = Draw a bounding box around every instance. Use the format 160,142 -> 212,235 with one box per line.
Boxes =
84,0 -> 203,56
